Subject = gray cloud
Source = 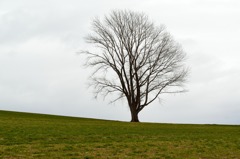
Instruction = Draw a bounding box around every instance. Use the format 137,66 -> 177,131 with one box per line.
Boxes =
0,0 -> 239,124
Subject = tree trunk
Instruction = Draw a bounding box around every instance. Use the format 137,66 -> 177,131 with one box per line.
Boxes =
130,109 -> 139,122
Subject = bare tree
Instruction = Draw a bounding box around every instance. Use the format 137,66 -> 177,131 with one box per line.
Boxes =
81,10 -> 188,122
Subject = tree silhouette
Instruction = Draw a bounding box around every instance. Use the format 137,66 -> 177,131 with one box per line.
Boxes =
82,10 -> 188,122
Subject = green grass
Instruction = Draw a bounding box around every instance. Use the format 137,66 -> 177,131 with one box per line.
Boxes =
0,110 -> 240,158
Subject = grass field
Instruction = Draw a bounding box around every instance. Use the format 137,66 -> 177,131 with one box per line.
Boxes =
0,110 -> 240,158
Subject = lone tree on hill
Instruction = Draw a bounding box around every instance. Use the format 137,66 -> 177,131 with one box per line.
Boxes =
81,10 -> 188,122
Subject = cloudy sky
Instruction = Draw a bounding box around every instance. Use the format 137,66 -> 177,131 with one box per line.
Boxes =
1,0 -> 240,124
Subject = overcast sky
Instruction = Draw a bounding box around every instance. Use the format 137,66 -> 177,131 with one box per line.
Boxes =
0,0 -> 240,124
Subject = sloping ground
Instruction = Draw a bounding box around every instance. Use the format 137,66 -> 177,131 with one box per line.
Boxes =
0,110 -> 240,158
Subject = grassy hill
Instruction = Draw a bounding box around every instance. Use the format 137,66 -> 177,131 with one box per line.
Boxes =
0,110 -> 240,158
